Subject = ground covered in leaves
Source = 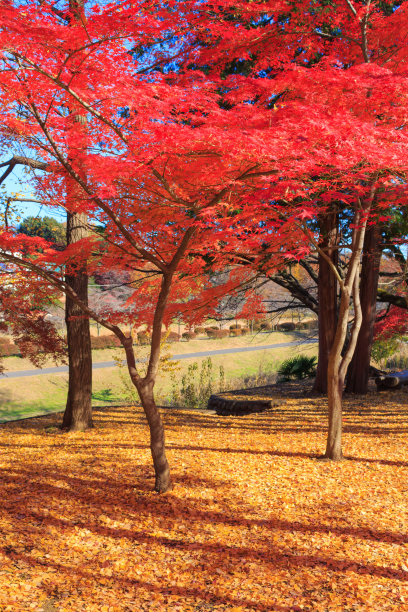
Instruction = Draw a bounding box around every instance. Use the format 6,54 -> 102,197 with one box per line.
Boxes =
0,384 -> 408,611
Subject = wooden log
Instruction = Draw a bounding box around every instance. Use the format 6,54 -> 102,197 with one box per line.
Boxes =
208,394 -> 284,416
375,370 -> 408,390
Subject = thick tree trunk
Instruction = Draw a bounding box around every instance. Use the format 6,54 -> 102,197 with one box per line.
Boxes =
346,225 -> 382,394
62,3 -> 92,432
313,211 -> 338,394
62,212 -> 93,431
138,382 -> 172,493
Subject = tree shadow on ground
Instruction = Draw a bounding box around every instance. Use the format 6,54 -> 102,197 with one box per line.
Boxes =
1,395 -> 408,609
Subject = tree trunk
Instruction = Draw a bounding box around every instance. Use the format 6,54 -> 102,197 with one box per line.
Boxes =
313,210 -> 338,394
62,2 -> 92,431
346,225 -> 382,394
138,382 -> 172,493
62,211 -> 93,431
325,369 -> 343,459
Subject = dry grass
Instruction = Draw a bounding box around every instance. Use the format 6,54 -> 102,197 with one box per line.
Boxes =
0,333 -> 317,422
0,331 -> 305,372
0,384 -> 407,611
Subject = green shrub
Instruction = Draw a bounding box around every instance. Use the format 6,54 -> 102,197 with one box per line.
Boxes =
278,355 -> 317,380
169,357 -> 225,410
372,337 -> 400,367
384,342 -> 408,371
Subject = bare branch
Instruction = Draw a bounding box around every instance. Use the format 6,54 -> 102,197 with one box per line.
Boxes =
345,0 -> 358,18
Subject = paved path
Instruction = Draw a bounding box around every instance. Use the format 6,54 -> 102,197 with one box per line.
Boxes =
0,339 -> 317,379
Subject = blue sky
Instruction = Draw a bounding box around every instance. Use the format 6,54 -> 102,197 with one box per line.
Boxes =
3,166 -> 66,223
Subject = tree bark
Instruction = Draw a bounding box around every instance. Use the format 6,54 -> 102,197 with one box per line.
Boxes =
121,334 -> 172,492
62,1 -> 93,431
62,211 -> 93,431
325,371 -> 343,459
346,224 -> 382,394
313,210 -> 338,394
320,186 -> 374,460
138,382 -> 172,492
324,286 -> 350,460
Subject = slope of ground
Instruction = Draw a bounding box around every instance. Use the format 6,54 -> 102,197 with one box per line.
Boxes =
0,385 -> 407,611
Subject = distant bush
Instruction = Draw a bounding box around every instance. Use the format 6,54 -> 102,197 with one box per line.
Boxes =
229,324 -> 241,330
212,329 -> 228,339
0,337 -> 20,357
167,331 -> 180,343
241,327 -> 249,335
91,334 -> 121,350
277,322 -> 296,332
278,355 -> 317,380
259,322 -> 273,331
194,327 -> 205,335
230,328 -> 242,337
295,321 -> 308,330
182,331 -> 197,341
303,319 -> 318,330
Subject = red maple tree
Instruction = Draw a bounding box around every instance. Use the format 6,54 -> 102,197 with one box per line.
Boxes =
1,0 -> 408,489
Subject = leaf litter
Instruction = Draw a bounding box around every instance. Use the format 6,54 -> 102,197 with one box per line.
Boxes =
0,385 -> 407,611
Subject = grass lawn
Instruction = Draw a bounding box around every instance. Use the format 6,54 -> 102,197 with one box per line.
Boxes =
0,386 -> 407,610
0,332 -> 317,423
0,330 -> 306,372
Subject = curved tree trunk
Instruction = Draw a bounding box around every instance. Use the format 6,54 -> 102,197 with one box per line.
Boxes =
346,224 -> 382,394
313,210 -> 338,394
325,370 -> 343,460
121,333 -> 172,493
138,382 -> 172,493
62,211 -> 93,431
322,186 -> 375,460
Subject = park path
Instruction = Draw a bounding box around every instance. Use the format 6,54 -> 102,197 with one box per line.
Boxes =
0,338 -> 317,379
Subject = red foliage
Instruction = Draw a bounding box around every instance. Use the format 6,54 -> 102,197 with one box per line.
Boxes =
374,307 -> 408,341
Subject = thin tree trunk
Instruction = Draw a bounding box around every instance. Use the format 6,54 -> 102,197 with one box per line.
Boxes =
313,210 -> 338,394
324,286 -> 350,460
62,211 -> 93,431
121,335 -> 172,492
138,382 -> 172,492
318,186 -> 375,460
326,371 -> 343,459
346,224 -> 382,394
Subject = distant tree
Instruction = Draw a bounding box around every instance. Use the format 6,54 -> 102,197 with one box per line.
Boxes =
18,216 -> 66,249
